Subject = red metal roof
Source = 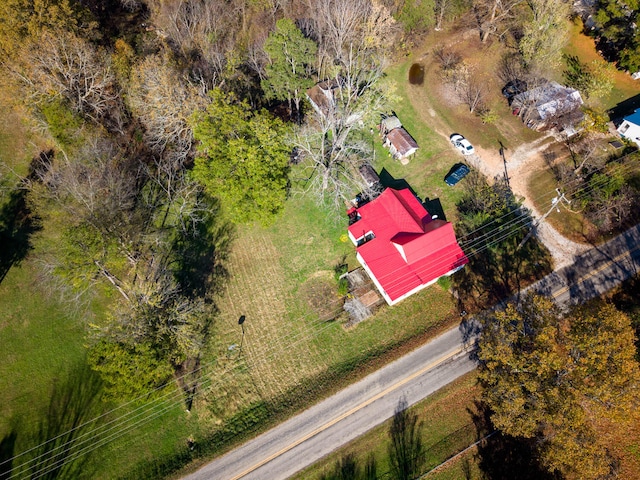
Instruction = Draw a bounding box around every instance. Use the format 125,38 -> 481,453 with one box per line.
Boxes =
348,188 -> 468,303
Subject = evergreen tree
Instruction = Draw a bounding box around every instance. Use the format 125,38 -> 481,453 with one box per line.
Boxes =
593,0 -> 640,71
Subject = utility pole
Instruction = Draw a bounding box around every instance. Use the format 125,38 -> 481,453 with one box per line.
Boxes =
498,140 -> 509,189
518,188 -> 570,249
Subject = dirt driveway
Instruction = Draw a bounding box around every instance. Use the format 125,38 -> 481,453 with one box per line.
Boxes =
468,137 -> 591,268
404,38 -> 590,268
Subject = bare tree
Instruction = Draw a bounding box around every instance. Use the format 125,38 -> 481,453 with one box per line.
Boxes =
127,54 -> 208,165
434,45 -> 463,72
435,0 -> 450,30
496,52 -> 525,84
304,0 -> 397,76
291,0 -> 396,213
118,0 -> 143,11
246,39 -> 268,81
28,139 -> 138,233
292,120 -> 372,211
572,135 -> 606,173
150,0 -> 238,87
21,31 -> 124,132
461,77 -> 487,113
292,68 -> 392,211
473,0 -> 524,43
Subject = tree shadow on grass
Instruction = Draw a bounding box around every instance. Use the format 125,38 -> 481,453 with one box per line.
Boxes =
452,175 -> 553,312
0,188 -> 41,284
0,151 -> 50,284
0,428 -> 18,480
470,401 -> 560,480
8,360 -> 105,480
172,195 -> 234,300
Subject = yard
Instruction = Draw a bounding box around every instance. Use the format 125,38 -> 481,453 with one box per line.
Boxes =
0,84 -> 464,479
285,17 -> 640,480
1,13 -> 639,480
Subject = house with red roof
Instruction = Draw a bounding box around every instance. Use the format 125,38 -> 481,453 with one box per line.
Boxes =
347,188 -> 468,305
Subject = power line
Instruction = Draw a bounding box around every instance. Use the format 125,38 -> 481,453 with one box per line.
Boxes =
6,152 -> 639,478
5,205 -> 536,480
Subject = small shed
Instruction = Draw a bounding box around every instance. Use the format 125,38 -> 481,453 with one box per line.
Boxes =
378,115 -> 419,163
385,128 -> 419,160
358,164 -> 381,189
380,115 -> 403,133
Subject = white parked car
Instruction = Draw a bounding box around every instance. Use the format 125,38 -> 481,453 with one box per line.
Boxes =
450,134 -> 475,156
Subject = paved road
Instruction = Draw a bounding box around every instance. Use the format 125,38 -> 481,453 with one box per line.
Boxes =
529,223 -> 640,304
184,224 -> 640,480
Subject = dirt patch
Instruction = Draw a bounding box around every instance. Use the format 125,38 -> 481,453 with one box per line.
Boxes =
471,137 -> 592,268
299,274 -> 343,321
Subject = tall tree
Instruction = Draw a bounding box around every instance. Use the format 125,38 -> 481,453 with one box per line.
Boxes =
519,0 -> 570,69
563,55 -> 615,100
473,0 -> 523,43
262,18 -> 317,121
567,303 -> 640,415
22,30 -> 124,132
478,295 -> 640,478
191,88 -> 290,224
0,0 -> 88,60
127,54 -> 208,164
293,0 -> 397,211
593,0 -> 640,71
397,0 -> 436,33
29,134 -> 232,402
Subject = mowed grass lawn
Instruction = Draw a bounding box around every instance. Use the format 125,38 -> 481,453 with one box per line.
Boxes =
183,199 -> 461,463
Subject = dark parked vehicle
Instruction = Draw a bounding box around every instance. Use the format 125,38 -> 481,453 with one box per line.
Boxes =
444,163 -> 470,186
502,79 -> 527,104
